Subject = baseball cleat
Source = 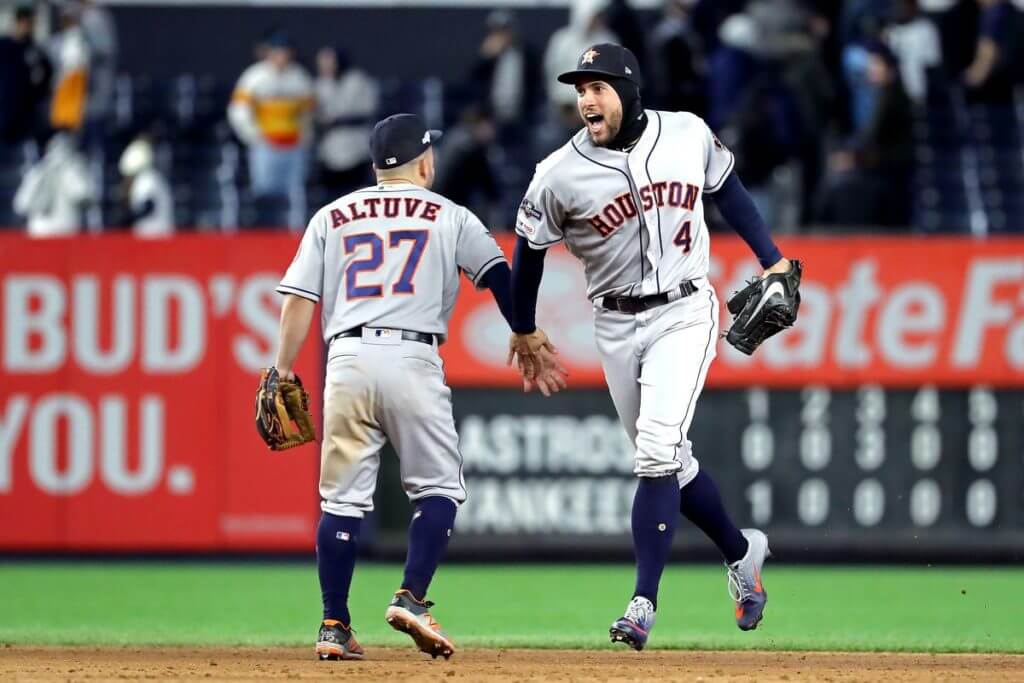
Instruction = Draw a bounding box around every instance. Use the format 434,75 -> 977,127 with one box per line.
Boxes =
609,596 -> 656,651
385,589 -> 456,659
315,619 -> 365,661
727,528 -> 771,631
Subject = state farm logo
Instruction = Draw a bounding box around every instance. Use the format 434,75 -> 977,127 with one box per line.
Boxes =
463,251 -> 600,367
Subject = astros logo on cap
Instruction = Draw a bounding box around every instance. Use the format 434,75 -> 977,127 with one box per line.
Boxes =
581,48 -> 599,65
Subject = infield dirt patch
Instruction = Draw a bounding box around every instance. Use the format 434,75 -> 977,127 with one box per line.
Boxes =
3,646 -> 1021,681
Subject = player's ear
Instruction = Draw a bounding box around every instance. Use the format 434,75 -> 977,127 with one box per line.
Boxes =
421,149 -> 434,181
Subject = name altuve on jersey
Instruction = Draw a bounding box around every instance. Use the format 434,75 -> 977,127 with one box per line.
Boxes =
589,180 -> 700,237
329,196 -> 444,228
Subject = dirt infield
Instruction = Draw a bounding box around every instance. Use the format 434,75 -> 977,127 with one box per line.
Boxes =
3,646 -> 1022,681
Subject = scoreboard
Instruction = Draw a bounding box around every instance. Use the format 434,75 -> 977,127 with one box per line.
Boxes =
371,387 -> 1024,561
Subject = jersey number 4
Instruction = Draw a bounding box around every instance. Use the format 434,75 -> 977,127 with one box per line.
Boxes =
343,230 -> 429,299
673,220 -> 692,253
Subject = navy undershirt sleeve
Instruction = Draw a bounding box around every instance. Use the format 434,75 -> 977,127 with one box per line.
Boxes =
710,172 -> 783,269
478,262 -> 516,330
510,236 -> 547,334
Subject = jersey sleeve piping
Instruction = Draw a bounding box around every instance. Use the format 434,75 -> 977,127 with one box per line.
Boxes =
469,254 -> 507,286
703,152 -> 735,194
276,284 -> 320,302
518,234 -> 564,249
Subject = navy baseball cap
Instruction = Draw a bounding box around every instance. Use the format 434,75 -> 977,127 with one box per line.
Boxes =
557,43 -> 643,88
369,114 -> 442,169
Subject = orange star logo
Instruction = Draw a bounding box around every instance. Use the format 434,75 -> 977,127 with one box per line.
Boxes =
581,49 -> 599,65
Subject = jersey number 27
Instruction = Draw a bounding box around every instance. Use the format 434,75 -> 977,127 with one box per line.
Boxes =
344,230 -> 429,299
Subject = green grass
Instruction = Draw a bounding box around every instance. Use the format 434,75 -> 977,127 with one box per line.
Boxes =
0,563 -> 1021,653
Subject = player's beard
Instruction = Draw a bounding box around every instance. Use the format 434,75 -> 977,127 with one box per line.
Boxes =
585,108 -> 622,147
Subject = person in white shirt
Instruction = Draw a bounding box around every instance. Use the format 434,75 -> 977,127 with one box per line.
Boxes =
119,136 -> 174,237
884,0 -> 942,103
13,133 -> 96,237
313,47 -> 379,200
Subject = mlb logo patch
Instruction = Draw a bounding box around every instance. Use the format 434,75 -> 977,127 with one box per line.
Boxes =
520,198 -> 542,220
336,531 -> 351,541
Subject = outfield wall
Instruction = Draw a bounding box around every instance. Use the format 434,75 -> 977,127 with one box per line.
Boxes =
0,234 -> 1022,560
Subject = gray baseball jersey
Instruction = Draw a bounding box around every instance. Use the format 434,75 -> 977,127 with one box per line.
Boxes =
515,110 -> 733,300
278,181 -> 505,341
277,180 -> 505,518
515,109 -> 734,482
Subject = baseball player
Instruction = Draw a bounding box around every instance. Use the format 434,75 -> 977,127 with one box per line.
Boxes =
508,44 -> 793,649
271,113 -> 560,661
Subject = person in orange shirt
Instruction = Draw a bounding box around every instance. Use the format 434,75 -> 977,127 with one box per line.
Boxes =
48,6 -> 90,133
228,32 -> 314,229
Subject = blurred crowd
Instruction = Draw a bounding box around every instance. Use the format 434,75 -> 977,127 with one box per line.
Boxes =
2,0 -> 1024,236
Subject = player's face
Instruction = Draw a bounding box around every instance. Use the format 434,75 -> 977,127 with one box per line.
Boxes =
575,79 -> 622,146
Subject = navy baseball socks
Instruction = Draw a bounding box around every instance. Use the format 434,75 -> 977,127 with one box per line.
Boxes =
679,470 -> 748,563
611,475 -> 679,650
680,470 -> 771,630
315,512 -> 363,660
386,496 -> 458,658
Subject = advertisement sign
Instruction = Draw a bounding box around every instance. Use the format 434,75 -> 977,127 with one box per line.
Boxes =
2,234 -> 1022,555
441,236 -> 1024,388
0,236 -> 321,551
405,386 -> 1022,559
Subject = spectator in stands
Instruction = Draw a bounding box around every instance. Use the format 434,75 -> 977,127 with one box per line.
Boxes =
647,0 -> 705,115
539,0 -> 618,159
963,0 -> 1021,103
471,11 -> 528,135
926,0 -> 975,78
433,104 -> 502,227
47,5 -> 91,133
314,47 -> 379,200
13,132 -> 97,236
883,0 -> 942,104
605,0 -> 647,67
74,0 -> 117,139
0,5 -> 51,145
544,0 -> 618,111
228,31 -> 314,229
119,136 -> 173,238
817,44 -> 914,227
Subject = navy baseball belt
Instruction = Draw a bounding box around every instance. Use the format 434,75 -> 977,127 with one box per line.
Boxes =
599,280 -> 698,314
333,327 -> 437,345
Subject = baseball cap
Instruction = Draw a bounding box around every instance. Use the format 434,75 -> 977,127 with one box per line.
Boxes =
557,43 -> 643,88
369,113 -> 442,169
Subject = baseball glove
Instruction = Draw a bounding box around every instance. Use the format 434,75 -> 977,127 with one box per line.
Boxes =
255,367 -> 316,450
724,260 -> 803,356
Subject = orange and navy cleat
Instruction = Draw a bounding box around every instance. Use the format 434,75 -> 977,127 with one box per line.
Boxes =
727,528 -> 771,631
315,619 -> 365,660
385,589 -> 456,659
609,596 -> 656,651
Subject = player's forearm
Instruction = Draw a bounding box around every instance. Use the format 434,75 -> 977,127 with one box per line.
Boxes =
274,294 -> 316,375
478,262 -> 516,329
710,172 -> 782,269
510,236 -> 546,334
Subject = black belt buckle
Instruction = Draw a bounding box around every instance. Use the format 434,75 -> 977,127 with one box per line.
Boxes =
333,327 -> 435,345
614,296 -> 639,314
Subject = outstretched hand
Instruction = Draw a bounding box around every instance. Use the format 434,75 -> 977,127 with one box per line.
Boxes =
507,329 -> 569,397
